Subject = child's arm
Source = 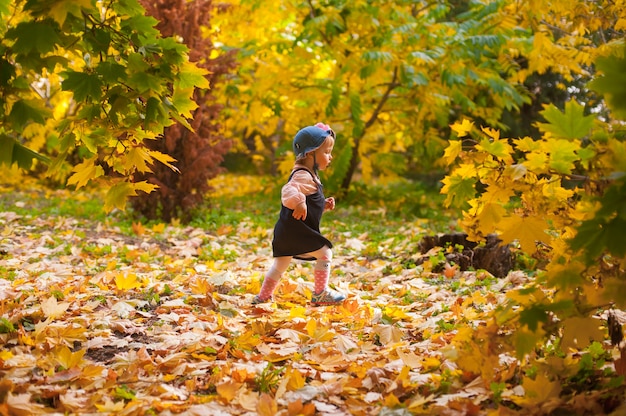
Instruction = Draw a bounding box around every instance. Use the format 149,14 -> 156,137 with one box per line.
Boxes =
281,170 -> 317,220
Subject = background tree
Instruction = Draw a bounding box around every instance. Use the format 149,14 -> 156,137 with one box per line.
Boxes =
133,0 -> 237,222
212,0 -> 530,196
212,0 -> 624,196
0,0 -> 208,212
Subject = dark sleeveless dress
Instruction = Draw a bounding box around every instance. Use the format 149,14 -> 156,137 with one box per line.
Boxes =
272,168 -> 333,260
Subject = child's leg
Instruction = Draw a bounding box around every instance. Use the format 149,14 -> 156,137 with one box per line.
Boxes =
257,256 -> 291,301
307,245 -> 345,305
312,246 -> 332,295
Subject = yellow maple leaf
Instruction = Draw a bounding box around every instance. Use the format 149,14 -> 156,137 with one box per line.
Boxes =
53,345 -> 85,369
305,319 -> 336,342
104,180 -> 157,212
95,398 -> 126,412
234,330 -> 261,351
560,317 -> 606,350
147,150 -> 180,173
475,202 -> 506,235
542,181 -> 574,200
114,272 -> 143,291
515,373 -> 562,406
189,277 -> 212,295
481,125 -> 500,140
286,367 -> 306,391
450,119 -> 475,137
499,214 -> 549,253
66,157 -> 104,190
443,140 -> 462,165
523,152 -> 549,173
421,356 -> 441,371
289,305 -> 307,319
124,147 -> 152,173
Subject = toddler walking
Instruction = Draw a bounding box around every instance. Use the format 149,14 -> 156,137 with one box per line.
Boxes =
252,123 -> 346,306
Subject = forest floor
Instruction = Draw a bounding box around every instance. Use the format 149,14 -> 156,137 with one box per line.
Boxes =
0,174 -> 624,415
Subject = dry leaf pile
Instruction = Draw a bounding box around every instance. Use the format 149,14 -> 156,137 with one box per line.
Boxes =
0,191 -> 545,415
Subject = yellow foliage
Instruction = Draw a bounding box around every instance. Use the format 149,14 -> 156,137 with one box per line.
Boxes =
114,272 -> 143,291
498,214 -> 550,253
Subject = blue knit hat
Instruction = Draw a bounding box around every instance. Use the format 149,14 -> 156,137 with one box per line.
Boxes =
293,126 -> 332,159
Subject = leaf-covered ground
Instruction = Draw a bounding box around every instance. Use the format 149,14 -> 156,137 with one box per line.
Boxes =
0,177 -> 616,415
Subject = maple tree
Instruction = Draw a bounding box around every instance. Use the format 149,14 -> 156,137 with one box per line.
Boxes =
0,0 -> 208,211
440,40 -> 626,411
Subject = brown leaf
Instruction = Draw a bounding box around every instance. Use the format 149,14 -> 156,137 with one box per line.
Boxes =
6,392 -> 46,416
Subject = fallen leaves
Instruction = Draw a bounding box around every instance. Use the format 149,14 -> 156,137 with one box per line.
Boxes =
0,187 -> 623,415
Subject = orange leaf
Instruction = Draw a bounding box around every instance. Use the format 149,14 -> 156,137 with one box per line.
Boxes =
131,222 -> 145,236
288,399 -> 316,415
256,393 -> 277,416
216,381 -> 241,402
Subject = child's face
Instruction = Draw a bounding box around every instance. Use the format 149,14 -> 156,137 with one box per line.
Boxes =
313,137 -> 334,170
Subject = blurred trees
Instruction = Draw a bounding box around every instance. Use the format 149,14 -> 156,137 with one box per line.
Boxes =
211,0 -> 625,195
2,0 -> 625,218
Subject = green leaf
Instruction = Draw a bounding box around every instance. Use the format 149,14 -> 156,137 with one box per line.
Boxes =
441,174 -> 475,208
171,88 -> 198,119
120,15 -> 160,41
96,61 -> 127,82
0,58 -> 16,86
536,101 -> 595,140
112,0 -> 145,16
61,71 -> 103,102
476,138 -> 513,161
8,100 -> 47,131
5,20 -> 62,55
144,97 -> 168,128
589,48 -> 626,120
0,0 -> 9,17
544,139 -> 580,174
129,72 -> 164,95
569,179 -> 626,262
514,329 -> 541,359
176,62 -> 209,89
519,304 -> 548,332
0,134 -> 50,169
350,93 -> 364,138
176,63 -> 209,89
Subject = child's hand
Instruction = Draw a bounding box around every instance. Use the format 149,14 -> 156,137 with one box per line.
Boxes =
292,202 -> 307,220
324,197 -> 335,211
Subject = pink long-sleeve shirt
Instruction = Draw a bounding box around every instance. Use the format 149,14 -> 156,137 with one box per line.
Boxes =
281,169 -> 319,209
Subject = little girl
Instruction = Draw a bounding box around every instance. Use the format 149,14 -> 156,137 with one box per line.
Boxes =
252,123 -> 346,306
